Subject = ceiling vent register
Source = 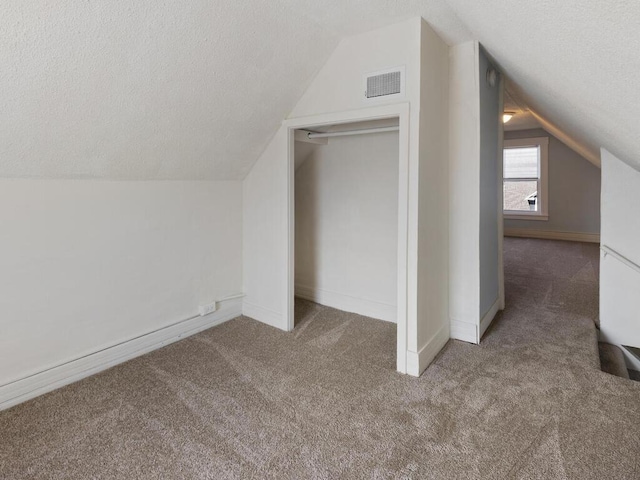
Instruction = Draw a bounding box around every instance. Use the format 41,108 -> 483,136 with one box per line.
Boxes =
365,70 -> 402,98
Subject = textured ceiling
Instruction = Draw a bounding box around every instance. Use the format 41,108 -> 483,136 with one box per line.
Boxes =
2,1 -> 638,179
444,0 -> 640,171
0,1 -> 469,180
0,1 -> 341,180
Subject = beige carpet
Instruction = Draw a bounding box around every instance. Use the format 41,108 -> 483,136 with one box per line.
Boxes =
2,238 -> 640,479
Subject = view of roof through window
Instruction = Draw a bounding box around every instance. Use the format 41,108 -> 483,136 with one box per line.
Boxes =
503,146 -> 539,212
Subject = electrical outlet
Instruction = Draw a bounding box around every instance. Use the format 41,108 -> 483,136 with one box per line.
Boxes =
198,302 -> 217,316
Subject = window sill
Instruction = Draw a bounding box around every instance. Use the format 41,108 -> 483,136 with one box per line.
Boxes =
504,213 -> 549,221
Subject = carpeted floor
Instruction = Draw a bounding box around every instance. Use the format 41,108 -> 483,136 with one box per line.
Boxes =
1,238 -> 639,479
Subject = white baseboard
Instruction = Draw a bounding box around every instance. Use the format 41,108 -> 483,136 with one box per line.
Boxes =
242,301 -> 285,330
504,228 -> 600,244
450,319 -> 478,344
450,297 -> 501,345
406,323 -> 450,377
480,297 -> 501,339
295,284 -> 396,323
0,299 -> 242,412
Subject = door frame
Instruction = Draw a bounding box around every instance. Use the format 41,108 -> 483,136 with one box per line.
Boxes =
282,103 -> 411,373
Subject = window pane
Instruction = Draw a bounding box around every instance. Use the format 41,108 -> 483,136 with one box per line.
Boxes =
504,180 -> 538,211
504,147 -> 539,179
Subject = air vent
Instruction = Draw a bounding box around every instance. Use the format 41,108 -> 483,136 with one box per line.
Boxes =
363,66 -> 405,101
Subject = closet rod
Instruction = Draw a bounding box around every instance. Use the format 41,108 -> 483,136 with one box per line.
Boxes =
306,126 -> 399,139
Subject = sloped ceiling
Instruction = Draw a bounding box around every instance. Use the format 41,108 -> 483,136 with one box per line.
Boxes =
444,0 -> 640,171
0,1 -> 341,180
503,86 -> 542,132
2,1 -> 638,179
0,1 -> 469,180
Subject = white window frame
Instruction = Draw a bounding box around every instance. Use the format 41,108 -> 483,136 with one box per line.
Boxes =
503,136 -> 549,221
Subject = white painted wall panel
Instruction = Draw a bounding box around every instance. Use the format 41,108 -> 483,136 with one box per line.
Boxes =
600,150 -> 638,258
415,20 -> 450,360
243,18 -> 453,375
478,46 -> 500,318
448,41 -> 501,343
243,18 -> 422,336
294,132 -> 399,322
599,149 -> 640,356
448,42 -> 480,341
242,127 -> 290,329
290,20 -> 421,119
0,179 -> 242,385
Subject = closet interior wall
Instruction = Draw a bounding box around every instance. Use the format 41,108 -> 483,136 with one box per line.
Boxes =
294,124 -> 400,323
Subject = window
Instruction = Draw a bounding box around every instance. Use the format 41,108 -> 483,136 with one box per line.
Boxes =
503,137 -> 549,220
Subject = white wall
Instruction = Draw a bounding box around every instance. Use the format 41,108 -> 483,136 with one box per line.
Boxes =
449,42 -> 480,343
243,18 -> 452,376
242,127 -> 291,328
414,20 -> 450,369
504,128 -> 601,237
294,131 -> 399,322
448,41 -> 502,344
478,46 -> 500,319
0,180 -> 242,387
290,20 -> 421,119
243,18 -> 422,334
599,149 -> 640,369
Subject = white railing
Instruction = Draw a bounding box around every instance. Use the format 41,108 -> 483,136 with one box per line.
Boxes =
601,245 -> 640,275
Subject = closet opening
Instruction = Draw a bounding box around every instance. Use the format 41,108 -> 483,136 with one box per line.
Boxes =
291,117 -> 400,368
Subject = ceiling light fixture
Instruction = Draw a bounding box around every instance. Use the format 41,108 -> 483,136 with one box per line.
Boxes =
503,112 -> 515,123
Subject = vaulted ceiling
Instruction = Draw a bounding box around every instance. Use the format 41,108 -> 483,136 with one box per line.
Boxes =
448,0 -> 640,171
1,1 -> 638,180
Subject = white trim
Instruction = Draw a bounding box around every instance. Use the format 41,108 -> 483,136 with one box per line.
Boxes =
497,74 -> 505,311
450,319 -> 478,344
307,126 -> 399,139
282,103 -> 410,130
530,109 -> 601,168
504,213 -> 549,221
504,228 -> 600,244
284,103 -> 411,374
406,323 -> 450,377
503,136 -> 549,219
295,285 -> 396,323
601,245 -> 640,275
395,108 -> 410,374
0,298 -> 243,412
449,297 -> 501,345
480,297 -> 501,339
286,127 -> 295,332
242,301 -> 284,330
